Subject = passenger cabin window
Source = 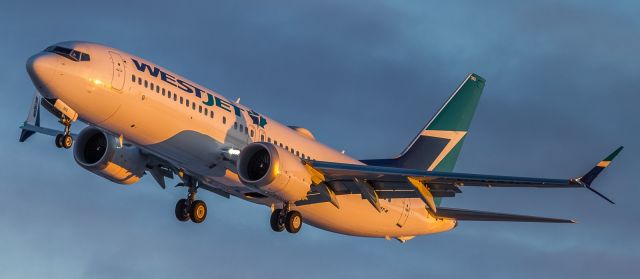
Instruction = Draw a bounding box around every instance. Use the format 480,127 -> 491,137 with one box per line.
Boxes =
144,80 -> 148,88
138,77 -> 142,85
250,130 -> 254,137
210,111 -> 214,118
261,135 -> 265,141
199,105 -> 202,113
180,97 -> 184,104
150,83 -> 154,91
131,75 -> 136,82
234,123 -> 238,129
222,116 -> 226,124
186,99 -> 190,107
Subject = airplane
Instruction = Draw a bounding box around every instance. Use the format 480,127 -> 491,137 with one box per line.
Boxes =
20,41 -> 622,242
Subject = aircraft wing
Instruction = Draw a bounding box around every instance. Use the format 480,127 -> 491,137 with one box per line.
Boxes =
435,207 -> 575,223
300,147 -> 622,215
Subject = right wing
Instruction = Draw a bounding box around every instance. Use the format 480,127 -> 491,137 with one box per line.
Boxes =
298,147 -> 622,221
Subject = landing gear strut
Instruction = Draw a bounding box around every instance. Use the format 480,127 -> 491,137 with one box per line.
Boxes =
55,116 -> 73,149
270,203 -> 302,234
174,174 -> 208,223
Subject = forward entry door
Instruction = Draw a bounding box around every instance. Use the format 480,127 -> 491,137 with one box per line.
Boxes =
108,51 -> 126,91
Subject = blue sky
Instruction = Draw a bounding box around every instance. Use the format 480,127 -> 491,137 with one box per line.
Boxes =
0,1 -> 638,278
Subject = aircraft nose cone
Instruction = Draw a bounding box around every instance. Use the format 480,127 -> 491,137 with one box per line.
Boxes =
26,53 -> 59,83
26,52 -> 59,95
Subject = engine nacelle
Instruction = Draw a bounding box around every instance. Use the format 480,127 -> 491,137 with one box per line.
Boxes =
73,127 -> 146,185
237,142 -> 312,202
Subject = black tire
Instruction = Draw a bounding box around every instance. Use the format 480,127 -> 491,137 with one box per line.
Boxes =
285,210 -> 302,234
62,134 -> 73,149
190,200 -> 207,223
174,199 -> 190,222
55,134 -> 63,148
270,209 -> 285,232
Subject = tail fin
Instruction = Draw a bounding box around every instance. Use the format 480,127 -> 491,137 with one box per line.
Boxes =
363,73 -> 485,171
19,91 -> 42,142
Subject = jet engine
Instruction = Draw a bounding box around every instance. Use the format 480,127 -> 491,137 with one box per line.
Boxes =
237,142 -> 312,202
73,127 -> 146,184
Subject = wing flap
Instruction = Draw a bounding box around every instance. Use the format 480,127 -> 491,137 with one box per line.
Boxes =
436,207 -> 575,223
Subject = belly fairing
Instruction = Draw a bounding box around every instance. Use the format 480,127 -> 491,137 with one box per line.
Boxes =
294,196 -> 456,238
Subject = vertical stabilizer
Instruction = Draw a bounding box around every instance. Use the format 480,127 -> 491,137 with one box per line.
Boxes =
362,73 -> 485,172
19,92 -> 42,142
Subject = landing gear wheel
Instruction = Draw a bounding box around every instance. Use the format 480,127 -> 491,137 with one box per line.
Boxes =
61,134 -> 73,149
174,199 -> 190,222
285,210 -> 302,234
55,134 -> 63,148
189,200 -> 207,223
270,209 -> 285,232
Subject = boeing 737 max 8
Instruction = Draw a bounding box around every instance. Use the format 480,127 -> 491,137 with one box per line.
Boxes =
19,41 -> 622,242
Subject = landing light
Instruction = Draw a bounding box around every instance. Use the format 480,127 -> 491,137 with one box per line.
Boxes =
228,148 -> 240,155
93,79 -> 102,85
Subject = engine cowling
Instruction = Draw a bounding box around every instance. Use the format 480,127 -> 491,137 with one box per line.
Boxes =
73,127 -> 146,185
237,142 -> 312,202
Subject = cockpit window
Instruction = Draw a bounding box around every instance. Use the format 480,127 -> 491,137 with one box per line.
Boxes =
44,45 -> 90,62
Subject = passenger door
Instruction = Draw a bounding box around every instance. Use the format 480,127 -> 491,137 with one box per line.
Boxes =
108,51 -> 126,91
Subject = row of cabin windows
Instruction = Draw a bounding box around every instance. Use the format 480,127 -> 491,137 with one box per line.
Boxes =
132,74 -> 227,124
233,122 -> 250,135
132,74 -> 313,161
268,136 -> 311,160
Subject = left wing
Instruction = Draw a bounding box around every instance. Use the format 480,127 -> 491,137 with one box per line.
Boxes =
301,147 -> 623,213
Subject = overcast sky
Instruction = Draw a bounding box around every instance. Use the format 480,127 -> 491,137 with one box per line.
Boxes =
0,1 -> 638,278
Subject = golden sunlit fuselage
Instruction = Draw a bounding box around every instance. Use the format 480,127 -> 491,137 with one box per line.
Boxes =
26,41 -> 456,238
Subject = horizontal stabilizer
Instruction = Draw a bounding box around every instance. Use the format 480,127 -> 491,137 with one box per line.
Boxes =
436,207 -> 575,223
20,123 -> 62,137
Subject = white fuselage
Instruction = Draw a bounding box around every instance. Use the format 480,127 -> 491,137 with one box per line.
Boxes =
26,41 -> 456,238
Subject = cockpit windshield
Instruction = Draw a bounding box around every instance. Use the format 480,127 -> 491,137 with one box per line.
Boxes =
44,45 -> 90,62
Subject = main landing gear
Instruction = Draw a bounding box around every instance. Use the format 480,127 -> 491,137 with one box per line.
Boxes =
270,203 -> 302,234
174,175 -> 208,223
54,115 -> 73,149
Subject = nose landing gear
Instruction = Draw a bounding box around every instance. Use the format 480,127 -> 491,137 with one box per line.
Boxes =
270,203 -> 302,234
54,115 -> 73,149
